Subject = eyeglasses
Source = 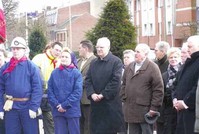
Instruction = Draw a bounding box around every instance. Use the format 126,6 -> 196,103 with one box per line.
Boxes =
95,46 -> 105,49
14,41 -> 26,47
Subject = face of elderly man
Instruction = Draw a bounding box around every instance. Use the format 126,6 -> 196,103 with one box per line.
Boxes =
96,37 -> 110,59
187,35 -> 199,56
135,44 -> 149,63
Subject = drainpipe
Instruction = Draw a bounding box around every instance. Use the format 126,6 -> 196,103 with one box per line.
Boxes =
197,0 -> 199,34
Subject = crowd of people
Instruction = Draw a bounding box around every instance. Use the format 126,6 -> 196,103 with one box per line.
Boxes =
0,35 -> 198,134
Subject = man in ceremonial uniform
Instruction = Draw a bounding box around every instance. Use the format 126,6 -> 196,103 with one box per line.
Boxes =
0,37 -> 42,134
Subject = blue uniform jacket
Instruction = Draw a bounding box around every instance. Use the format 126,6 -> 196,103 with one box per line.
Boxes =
0,60 -> 43,112
48,67 -> 82,118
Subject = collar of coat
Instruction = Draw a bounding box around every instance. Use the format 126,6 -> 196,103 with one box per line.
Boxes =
130,58 -> 150,73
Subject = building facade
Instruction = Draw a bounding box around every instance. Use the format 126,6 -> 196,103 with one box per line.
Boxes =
130,0 -> 197,48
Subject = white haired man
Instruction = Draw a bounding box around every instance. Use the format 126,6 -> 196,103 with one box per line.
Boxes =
120,43 -> 164,134
85,37 -> 125,134
173,35 -> 199,134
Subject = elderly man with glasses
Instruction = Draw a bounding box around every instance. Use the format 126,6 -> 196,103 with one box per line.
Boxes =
85,37 -> 125,134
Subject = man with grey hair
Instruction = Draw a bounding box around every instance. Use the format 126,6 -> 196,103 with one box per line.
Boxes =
154,41 -> 170,73
172,35 -> 199,134
181,42 -> 190,64
85,37 -> 125,134
123,49 -> 135,68
120,43 -> 164,134
154,41 -> 170,134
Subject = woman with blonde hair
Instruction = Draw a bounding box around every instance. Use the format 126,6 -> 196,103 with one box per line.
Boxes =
160,47 -> 182,134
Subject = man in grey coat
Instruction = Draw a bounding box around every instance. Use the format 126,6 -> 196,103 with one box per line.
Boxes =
78,40 -> 96,134
85,37 -> 125,134
120,43 -> 164,134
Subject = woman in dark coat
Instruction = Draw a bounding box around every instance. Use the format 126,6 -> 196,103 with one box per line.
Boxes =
161,47 -> 182,134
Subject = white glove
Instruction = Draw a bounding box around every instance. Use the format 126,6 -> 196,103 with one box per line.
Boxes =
3,100 -> 13,111
37,108 -> 42,116
0,112 -> 4,120
29,109 -> 36,119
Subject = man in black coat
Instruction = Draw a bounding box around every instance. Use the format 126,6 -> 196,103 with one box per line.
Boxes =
85,37 -> 125,134
154,41 -> 170,134
173,35 -> 199,134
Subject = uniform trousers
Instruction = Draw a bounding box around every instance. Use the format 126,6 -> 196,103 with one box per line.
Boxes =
5,109 -> 39,134
0,119 -> 5,134
54,116 -> 80,134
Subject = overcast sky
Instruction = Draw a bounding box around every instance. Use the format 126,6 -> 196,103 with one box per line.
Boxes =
17,0 -> 83,13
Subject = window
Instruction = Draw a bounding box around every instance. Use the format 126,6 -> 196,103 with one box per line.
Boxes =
167,21 -> 172,34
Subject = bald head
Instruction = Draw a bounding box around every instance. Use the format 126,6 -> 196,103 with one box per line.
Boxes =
96,37 -> 111,59
187,35 -> 199,55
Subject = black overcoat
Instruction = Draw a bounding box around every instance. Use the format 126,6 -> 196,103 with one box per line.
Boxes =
85,52 -> 125,134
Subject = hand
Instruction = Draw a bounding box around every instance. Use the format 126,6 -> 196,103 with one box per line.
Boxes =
29,109 -> 36,119
57,104 -> 66,113
0,112 -> 4,120
37,107 -> 42,116
91,93 -> 103,102
174,100 -> 188,111
173,98 -> 177,107
148,110 -> 157,116
3,100 -> 13,111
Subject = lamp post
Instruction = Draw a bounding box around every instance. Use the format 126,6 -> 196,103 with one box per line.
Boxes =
68,0 -> 72,50
25,12 -> 28,46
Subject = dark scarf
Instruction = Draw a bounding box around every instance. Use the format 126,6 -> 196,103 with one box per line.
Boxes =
59,64 -> 76,70
166,63 -> 181,88
3,56 -> 28,74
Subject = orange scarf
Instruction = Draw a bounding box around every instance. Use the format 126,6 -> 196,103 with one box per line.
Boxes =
45,52 -> 57,69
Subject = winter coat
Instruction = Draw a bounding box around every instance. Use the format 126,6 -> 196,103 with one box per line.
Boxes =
85,52 -> 125,134
48,67 -> 82,118
120,58 -> 164,123
195,80 -> 199,133
77,55 -> 96,105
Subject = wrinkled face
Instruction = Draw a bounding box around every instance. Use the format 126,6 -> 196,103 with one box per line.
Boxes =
123,53 -> 134,67
154,46 -> 164,60
187,41 -> 199,56
168,53 -> 181,67
61,51 -> 71,66
181,48 -> 190,64
11,47 -> 26,60
78,44 -> 87,58
51,44 -> 62,58
96,43 -> 109,58
135,46 -> 146,63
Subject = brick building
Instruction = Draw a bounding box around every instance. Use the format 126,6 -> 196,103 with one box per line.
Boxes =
46,1 -> 97,51
129,0 -> 198,48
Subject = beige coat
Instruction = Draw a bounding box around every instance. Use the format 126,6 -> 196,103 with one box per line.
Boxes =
195,80 -> 199,132
77,55 -> 96,104
120,58 -> 164,123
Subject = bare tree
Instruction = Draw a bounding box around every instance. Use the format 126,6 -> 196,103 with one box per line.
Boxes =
2,0 -> 18,28
2,0 -> 20,48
